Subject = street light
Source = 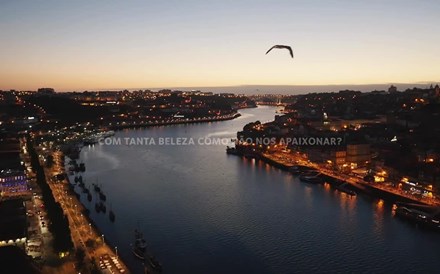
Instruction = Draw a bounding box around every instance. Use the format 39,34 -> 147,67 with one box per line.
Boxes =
115,246 -> 118,257
101,234 -> 105,244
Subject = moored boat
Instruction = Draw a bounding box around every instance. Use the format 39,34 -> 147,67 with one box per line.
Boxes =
299,171 -> 323,184
95,202 -> 101,213
109,210 -> 115,222
132,229 -> 147,260
395,206 -> 440,231
334,182 -> 357,196
289,165 -> 301,175
100,202 -> 106,213
132,246 -> 145,260
109,205 -> 115,222
147,255 -> 163,272
291,165 -> 317,175
95,201 -> 106,213
93,183 -> 101,192
99,192 -> 107,201
226,146 -> 241,155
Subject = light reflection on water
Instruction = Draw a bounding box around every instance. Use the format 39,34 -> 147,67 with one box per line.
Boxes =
76,106 -> 440,274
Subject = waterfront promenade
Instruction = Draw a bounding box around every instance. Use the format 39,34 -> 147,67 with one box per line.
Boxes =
259,150 -> 440,207
40,148 -> 130,273
110,112 -> 241,130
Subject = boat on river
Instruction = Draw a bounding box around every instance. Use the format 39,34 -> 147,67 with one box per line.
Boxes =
132,229 -> 147,260
95,201 -> 106,213
147,255 -> 163,272
395,206 -> 440,231
109,204 -> 116,222
299,171 -> 323,184
226,146 -> 241,155
93,183 -> 101,192
334,183 -> 357,196
99,192 -> 107,201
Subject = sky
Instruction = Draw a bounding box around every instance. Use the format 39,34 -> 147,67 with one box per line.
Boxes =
1,0 -> 440,92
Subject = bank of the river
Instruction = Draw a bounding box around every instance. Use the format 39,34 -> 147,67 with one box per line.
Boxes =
256,152 -> 437,207
48,149 -> 131,273
109,112 -> 241,131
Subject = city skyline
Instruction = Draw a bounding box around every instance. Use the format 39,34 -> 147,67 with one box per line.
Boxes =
1,1 -> 440,91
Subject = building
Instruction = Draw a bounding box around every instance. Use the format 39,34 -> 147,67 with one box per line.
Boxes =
346,144 -> 371,168
0,139 -> 29,198
332,150 -> 347,166
304,148 -> 346,167
0,170 -> 29,198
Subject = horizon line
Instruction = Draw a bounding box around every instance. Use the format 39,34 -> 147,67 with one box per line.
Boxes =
2,81 -> 439,93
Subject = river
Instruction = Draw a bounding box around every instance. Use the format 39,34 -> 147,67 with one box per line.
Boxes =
75,106 -> 440,274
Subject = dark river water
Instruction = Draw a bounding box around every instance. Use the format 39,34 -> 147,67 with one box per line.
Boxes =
75,106 -> 440,274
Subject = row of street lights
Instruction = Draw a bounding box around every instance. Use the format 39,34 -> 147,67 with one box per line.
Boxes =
100,234 -> 118,258
49,150 -> 122,267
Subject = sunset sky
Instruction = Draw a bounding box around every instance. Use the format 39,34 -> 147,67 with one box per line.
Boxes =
1,0 -> 440,92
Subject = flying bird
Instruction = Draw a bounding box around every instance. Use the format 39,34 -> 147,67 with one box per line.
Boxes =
265,45 -> 294,59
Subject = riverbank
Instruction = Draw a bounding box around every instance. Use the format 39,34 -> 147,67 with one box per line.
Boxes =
231,148 -> 438,207
109,112 -> 241,131
43,149 -> 130,273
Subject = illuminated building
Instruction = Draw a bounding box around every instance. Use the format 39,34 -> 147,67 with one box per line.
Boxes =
0,170 -> 28,198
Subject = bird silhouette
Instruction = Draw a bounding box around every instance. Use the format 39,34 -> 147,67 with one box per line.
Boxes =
265,45 -> 294,59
